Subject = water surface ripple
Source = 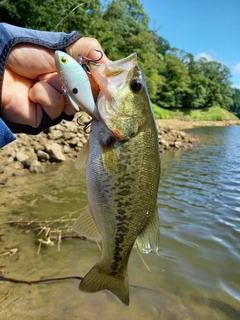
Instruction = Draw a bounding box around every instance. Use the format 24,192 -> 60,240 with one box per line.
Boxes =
0,126 -> 239,319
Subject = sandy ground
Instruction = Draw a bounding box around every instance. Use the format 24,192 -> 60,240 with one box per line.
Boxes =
157,119 -> 240,130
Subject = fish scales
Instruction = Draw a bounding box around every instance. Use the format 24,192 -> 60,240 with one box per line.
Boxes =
73,53 -> 160,305
82,122 -> 159,302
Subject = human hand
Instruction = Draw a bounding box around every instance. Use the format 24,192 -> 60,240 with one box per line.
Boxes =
2,37 -> 110,128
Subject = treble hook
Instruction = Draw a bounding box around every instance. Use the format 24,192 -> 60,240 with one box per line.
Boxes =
84,118 -> 94,134
76,116 -> 94,134
78,50 -> 103,66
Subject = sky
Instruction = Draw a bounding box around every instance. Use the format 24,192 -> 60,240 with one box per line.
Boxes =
139,0 -> 240,88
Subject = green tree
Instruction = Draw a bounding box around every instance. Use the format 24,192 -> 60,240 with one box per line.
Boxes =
0,0 -> 235,112
154,34 -> 171,56
182,53 -> 208,108
0,0 -> 102,33
156,53 -> 191,108
95,0 -> 166,100
198,58 -> 233,108
228,88 -> 240,117
100,0 -> 149,59
129,31 -> 165,100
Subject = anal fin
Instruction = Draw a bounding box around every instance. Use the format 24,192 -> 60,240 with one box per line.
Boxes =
136,205 -> 160,254
72,205 -> 101,242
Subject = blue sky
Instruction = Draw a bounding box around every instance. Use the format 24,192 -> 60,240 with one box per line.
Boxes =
140,0 -> 240,88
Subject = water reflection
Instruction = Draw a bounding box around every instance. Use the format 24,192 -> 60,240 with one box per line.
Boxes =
1,126 -> 240,319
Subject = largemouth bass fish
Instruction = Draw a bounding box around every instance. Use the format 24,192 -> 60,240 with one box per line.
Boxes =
73,53 -> 160,305
54,50 -> 99,118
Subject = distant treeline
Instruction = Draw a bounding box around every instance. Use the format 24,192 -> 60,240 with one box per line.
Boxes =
0,0 -> 237,113
228,88 -> 240,117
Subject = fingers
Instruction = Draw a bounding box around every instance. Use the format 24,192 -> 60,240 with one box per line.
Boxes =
2,68 -> 75,128
2,68 -> 40,126
29,76 -> 72,123
66,37 -> 111,99
3,37 -> 111,130
37,73 -> 77,115
7,44 -> 56,79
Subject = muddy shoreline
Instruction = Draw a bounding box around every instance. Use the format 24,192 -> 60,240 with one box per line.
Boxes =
2,116 -> 238,186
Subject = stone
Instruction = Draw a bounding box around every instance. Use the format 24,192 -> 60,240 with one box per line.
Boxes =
15,150 -> 37,168
38,136 -> 48,146
77,141 -> 83,148
7,149 -> 15,158
48,130 -> 63,140
174,141 -> 182,149
0,176 -> 8,185
10,161 -> 24,170
81,136 -> 88,145
62,121 -> 78,132
29,160 -> 45,174
68,137 -> 79,146
33,143 -> 45,152
63,145 -> 71,154
80,114 -> 91,124
55,124 -> 65,131
37,150 -> 50,162
7,156 -> 14,164
45,143 -> 66,162
15,151 -> 29,163
180,131 -> 186,138
63,132 -> 75,140
25,149 -> 38,160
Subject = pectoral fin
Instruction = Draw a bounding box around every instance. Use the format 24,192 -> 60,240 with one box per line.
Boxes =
72,205 -> 101,242
101,145 -> 119,175
75,140 -> 89,170
136,205 -> 160,254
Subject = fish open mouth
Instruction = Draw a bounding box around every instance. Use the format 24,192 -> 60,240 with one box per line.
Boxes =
97,91 -> 137,122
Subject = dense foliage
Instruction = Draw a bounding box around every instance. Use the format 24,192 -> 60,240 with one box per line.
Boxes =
228,88 -> 240,117
0,0 -> 235,111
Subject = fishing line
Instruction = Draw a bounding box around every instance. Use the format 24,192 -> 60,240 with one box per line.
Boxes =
0,275 -> 161,294
0,275 -> 83,284
52,2 -> 88,32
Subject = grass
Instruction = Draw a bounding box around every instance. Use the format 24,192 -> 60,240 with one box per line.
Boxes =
152,103 -> 239,121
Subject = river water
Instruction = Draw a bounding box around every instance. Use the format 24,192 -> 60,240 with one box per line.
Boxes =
0,126 -> 239,320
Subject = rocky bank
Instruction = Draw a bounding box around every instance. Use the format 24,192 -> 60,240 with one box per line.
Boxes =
0,114 -> 198,186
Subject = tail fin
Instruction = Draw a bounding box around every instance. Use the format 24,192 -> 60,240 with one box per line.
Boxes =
79,263 -> 129,306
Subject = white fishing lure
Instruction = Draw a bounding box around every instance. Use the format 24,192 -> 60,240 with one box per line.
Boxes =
55,50 -> 99,119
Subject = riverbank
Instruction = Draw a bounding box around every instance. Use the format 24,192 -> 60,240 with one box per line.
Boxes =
157,119 -> 240,130
152,104 -> 239,123
0,114 -> 199,185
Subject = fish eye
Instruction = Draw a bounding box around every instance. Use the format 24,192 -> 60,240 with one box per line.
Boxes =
130,79 -> 142,92
60,56 -> 68,64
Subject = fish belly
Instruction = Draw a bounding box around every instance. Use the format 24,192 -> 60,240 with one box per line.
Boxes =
79,120 -> 160,305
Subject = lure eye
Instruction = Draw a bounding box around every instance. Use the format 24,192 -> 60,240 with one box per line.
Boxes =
130,79 -> 142,92
60,56 -> 68,64
72,88 -> 78,94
